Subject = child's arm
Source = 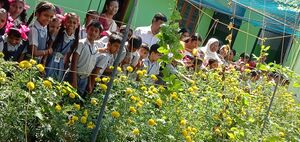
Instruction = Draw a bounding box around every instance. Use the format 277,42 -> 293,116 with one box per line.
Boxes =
70,52 -> 79,88
88,67 -> 101,94
28,45 -> 52,57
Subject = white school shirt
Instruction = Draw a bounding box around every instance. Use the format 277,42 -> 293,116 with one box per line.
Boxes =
28,20 -> 47,47
0,35 -> 24,52
119,45 -> 140,67
134,25 -> 159,46
80,25 -> 87,39
75,38 -> 100,78
96,52 -> 113,76
143,58 -> 160,75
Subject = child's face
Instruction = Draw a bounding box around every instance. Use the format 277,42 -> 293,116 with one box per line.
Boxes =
64,16 -> 78,35
149,52 -> 161,62
108,42 -> 121,54
86,26 -> 100,41
210,62 -> 218,69
189,40 -> 200,49
9,1 -> 24,19
48,20 -> 61,36
86,14 -> 98,25
37,10 -> 55,27
7,35 -> 22,46
0,13 -> 7,29
138,48 -> 149,59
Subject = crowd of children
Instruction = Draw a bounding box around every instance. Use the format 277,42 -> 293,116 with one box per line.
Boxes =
0,0 -> 275,96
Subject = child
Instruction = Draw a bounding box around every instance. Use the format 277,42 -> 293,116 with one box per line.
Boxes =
0,8 -> 7,36
120,35 -> 142,68
69,20 -> 103,96
8,0 -> 29,25
80,10 -> 98,39
45,12 -> 79,81
48,15 -> 62,42
135,43 -> 149,68
0,25 -> 29,61
143,44 -> 161,75
89,32 -> 122,92
27,1 -> 56,63
207,58 -> 219,69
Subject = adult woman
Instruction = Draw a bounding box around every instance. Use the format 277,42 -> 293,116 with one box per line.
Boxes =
198,38 -> 222,66
99,0 -> 119,32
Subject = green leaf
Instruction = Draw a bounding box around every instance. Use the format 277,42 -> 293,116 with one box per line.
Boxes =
227,132 -> 235,140
158,46 -> 169,54
35,109 -> 44,120
293,82 -> 300,88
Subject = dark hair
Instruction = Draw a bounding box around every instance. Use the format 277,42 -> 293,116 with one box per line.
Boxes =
128,35 -> 142,49
185,33 -> 202,43
35,1 -> 55,15
152,13 -> 167,23
0,8 -> 7,35
108,32 -> 122,44
208,59 -> 218,66
150,44 -> 160,53
0,0 -> 10,11
85,10 -> 98,25
51,12 -> 79,52
141,43 -> 150,51
178,28 -> 189,34
120,24 -> 133,34
7,28 -> 21,38
102,0 -> 119,14
87,19 -> 103,31
231,49 -> 236,56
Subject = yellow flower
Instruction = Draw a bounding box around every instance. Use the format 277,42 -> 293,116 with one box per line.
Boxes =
150,74 -> 158,81
102,77 -> 110,83
180,119 -> 187,126
155,98 -> 163,108
132,128 -> 140,135
72,115 -> 78,121
142,70 -> 147,75
192,85 -> 199,91
55,104 -> 61,112
192,128 -> 197,133
148,119 -> 156,126
0,77 -> 5,83
91,98 -> 98,106
83,110 -> 88,116
214,127 -> 221,134
29,59 -> 37,65
109,66 -> 114,70
130,96 -> 137,102
171,92 -> 178,100
279,132 -> 285,137
244,68 -> 251,74
137,101 -> 144,108
125,88 -> 134,95
43,80 -> 52,89
120,75 -> 127,80
185,136 -> 192,142
69,93 -> 76,99
81,116 -> 87,124
117,67 -> 122,72
68,119 -> 75,125
225,116 -> 232,125
19,60 -> 32,69
95,77 -> 101,82
111,111 -> 120,118
129,106 -> 137,113
192,48 -> 198,56
99,83 -> 107,90
74,103 -> 80,110
136,70 -> 144,77
27,81 -> 35,91
0,52 -> 4,58
126,66 -> 134,72
87,122 -> 95,129
182,130 -> 188,137
36,64 -> 44,72
127,119 -> 133,124
141,86 -> 147,91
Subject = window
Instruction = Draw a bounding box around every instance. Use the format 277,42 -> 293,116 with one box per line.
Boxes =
177,0 -> 201,33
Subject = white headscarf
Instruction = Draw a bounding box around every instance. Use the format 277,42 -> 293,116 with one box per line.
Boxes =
198,38 -> 222,64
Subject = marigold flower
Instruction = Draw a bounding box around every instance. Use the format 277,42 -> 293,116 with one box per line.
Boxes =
0,52 -> 4,58
130,96 -> 137,102
180,119 -> 187,126
43,80 -> 52,88
29,59 -> 36,65
117,67 -> 122,72
126,66 -> 134,72
87,122 -> 95,129
129,106 -> 136,113
99,83 -> 107,90
111,111 -> 120,118
72,115 -> 78,121
182,129 -> 188,137
102,77 -> 110,83
36,64 -> 44,72
126,88 -> 134,95
83,110 -> 88,116
55,104 -> 61,112
171,92 -> 178,100
95,77 -> 101,82
150,74 -> 158,81
185,135 -> 192,142
148,119 -> 156,126
81,116 -> 87,124
132,128 -> 140,135
155,98 -> 163,108
27,81 -> 35,91
74,103 -> 80,110
91,98 -> 97,106
69,93 -> 76,99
